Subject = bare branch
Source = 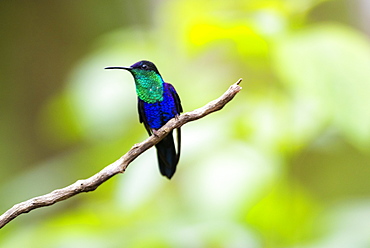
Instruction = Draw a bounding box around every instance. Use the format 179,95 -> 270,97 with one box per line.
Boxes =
0,79 -> 242,229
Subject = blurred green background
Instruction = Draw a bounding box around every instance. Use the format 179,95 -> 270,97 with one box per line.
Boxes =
1,0 -> 370,247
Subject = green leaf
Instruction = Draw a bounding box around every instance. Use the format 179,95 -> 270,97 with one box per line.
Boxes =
273,24 -> 370,149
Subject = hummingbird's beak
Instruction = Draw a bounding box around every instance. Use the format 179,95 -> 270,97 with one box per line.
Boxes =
105,66 -> 132,71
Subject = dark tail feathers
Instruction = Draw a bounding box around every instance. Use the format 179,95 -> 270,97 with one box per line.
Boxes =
155,129 -> 181,179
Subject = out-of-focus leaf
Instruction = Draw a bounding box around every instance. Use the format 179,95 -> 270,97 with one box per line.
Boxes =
273,24 -> 370,149
37,93 -> 83,148
246,182 -> 320,246
188,22 -> 269,58
236,92 -> 326,156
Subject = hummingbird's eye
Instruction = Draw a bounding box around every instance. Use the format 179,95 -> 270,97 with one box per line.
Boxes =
141,64 -> 148,70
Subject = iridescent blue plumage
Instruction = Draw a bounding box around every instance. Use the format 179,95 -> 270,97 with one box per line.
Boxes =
140,83 -> 180,129
105,60 -> 182,179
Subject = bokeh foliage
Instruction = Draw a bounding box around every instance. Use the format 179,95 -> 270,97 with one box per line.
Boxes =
1,0 -> 370,247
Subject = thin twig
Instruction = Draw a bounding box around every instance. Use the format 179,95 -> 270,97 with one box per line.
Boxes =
0,79 -> 242,229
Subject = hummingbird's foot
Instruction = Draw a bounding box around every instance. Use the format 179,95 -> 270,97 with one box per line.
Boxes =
152,129 -> 160,137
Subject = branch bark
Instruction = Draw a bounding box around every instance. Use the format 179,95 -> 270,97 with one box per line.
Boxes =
0,79 -> 242,229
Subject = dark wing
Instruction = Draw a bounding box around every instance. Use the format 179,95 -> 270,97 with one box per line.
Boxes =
137,98 -> 152,136
166,83 -> 182,169
167,83 -> 183,114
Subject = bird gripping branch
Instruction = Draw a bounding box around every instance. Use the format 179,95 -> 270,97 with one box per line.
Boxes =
106,60 -> 182,179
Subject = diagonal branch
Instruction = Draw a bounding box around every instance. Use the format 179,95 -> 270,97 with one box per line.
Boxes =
0,79 -> 242,229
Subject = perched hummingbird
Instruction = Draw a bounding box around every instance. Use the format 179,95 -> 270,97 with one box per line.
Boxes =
105,60 -> 183,179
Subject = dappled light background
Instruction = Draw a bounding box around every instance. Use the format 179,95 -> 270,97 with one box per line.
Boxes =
1,0 -> 370,247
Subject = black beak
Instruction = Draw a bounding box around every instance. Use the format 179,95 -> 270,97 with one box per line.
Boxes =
105,66 -> 132,71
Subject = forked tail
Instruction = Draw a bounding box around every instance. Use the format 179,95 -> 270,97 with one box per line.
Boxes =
155,129 -> 181,179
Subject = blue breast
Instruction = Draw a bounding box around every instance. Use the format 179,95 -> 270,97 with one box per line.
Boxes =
143,84 -> 178,129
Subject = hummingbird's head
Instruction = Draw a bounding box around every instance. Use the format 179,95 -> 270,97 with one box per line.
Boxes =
105,60 -> 161,77
130,60 -> 161,75
105,60 -> 164,103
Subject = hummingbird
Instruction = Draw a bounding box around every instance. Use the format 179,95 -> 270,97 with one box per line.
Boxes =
105,60 -> 183,179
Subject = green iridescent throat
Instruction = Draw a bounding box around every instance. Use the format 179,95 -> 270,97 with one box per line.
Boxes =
131,69 -> 164,103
